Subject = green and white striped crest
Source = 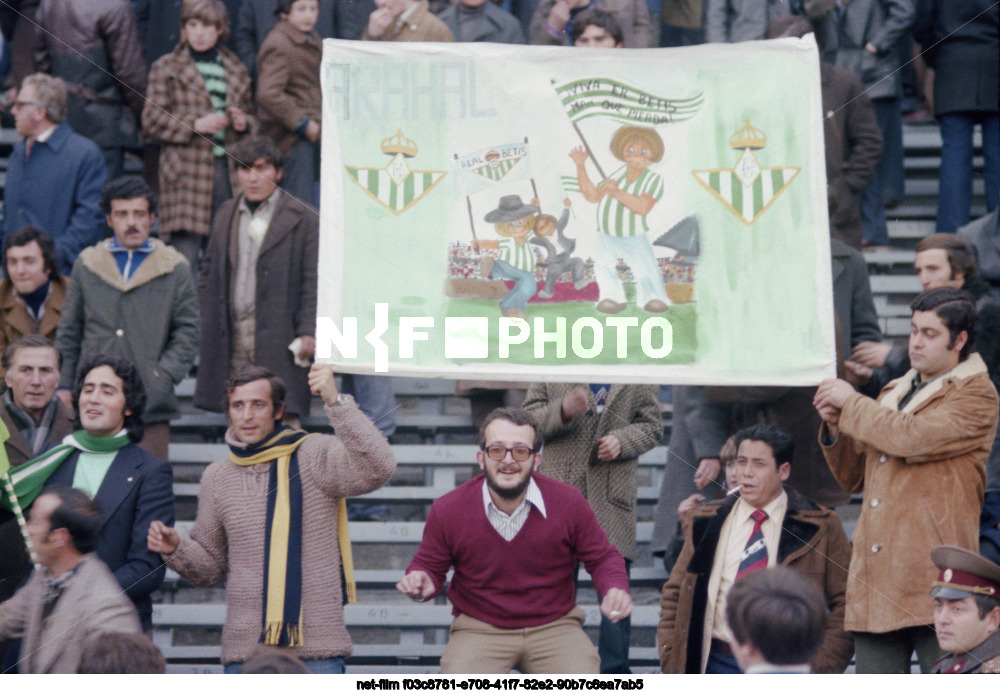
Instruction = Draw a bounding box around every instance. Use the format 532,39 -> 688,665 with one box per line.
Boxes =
473,157 -> 521,182
693,149 -> 800,226
346,152 -> 446,215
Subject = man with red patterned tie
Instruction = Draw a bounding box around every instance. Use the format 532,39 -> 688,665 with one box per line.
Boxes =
657,424 -> 854,674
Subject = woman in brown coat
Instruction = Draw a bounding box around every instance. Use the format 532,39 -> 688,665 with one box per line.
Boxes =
142,0 -> 256,269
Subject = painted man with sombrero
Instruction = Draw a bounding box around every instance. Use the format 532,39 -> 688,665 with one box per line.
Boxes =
474,194 -> 541,321
930,545 -> 1000,673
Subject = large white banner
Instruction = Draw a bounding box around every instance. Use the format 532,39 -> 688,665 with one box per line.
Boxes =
317,37 -> 835,385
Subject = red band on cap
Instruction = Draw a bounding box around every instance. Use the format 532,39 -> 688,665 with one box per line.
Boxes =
935,567 -> 1000,596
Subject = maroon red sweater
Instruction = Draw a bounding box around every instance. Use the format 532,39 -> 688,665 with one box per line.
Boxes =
407,473 -> 629,628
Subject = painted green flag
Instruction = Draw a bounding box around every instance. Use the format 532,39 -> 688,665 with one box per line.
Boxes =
556,78 -> 705,126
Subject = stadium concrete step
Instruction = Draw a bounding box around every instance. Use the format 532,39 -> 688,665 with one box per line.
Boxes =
152,603 -> 665,673
888,220 -> 935,239
902,123 -> 984,152
862,249 -> 915,268
905,178 -> 985,198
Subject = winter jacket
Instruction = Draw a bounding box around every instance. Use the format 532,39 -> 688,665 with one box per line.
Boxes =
56,239 -> 200,422
143,43 -> 257,237
821,354 -> 998,632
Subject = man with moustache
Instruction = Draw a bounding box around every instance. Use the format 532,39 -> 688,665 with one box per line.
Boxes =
928,545 -> 1000,673
657,424 -> 853,674
56,175 -> 199,459
397,407 -> 632,674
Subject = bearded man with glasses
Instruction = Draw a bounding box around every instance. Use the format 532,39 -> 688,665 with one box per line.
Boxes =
397,407 -> 632,674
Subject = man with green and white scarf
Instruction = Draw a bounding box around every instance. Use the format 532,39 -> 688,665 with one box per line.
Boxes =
148,362 -> 395,672
3,353 -> 174,631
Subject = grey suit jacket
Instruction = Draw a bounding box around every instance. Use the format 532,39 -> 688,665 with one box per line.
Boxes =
704,0 -> 794,43
960,210 -> 1000,301
0,553 -> 141,673
438,2 -> 525,43
816,0 -> 914,99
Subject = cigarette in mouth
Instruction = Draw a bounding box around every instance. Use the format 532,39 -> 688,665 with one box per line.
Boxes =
727,485 -> 742,496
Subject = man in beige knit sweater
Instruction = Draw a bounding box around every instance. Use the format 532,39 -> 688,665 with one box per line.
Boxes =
148,362 -> 395,672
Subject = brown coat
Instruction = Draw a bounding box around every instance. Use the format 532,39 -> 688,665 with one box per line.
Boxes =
822,353 -> 999,633
361,0 -> 454,42
142,43 -> 257,237
193,192 -> 318,417
657,486 -> 854,674
0,276 -> 67,357
822,62 -> 883,250
257,19 -> 321,155
523,383 -> 662,561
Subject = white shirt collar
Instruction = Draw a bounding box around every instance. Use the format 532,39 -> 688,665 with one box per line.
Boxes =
481,476 -> 547,518
734,488 -> 787,526
34,125 -> 57,143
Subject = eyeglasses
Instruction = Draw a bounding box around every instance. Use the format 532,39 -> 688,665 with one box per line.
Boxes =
483,445 -> 535,462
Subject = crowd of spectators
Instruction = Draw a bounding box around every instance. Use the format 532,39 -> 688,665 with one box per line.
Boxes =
0,0 -> 996,677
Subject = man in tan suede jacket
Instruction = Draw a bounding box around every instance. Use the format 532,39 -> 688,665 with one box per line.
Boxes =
815,286 -> 999,673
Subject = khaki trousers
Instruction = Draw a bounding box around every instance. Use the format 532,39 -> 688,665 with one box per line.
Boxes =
440,607 -> 599,674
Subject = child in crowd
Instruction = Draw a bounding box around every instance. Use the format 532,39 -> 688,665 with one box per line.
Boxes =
676,435 -> 737,536
257,0 -> 322,207
142,0 -> 256,271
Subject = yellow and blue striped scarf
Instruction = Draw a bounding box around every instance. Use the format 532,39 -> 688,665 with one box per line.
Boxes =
229,426 -> 358,647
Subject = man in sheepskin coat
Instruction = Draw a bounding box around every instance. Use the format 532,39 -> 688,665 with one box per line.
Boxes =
814,286 -> 999,673
56,176 -> 199,459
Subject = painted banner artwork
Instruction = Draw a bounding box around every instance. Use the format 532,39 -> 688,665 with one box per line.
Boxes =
556,78 -> 705,126
318,38 -> 835,385
693,121 -> 802,225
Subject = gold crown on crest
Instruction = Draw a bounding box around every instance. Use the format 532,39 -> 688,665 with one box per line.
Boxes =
729,120 -> 766,150
381,129 -> 418,158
